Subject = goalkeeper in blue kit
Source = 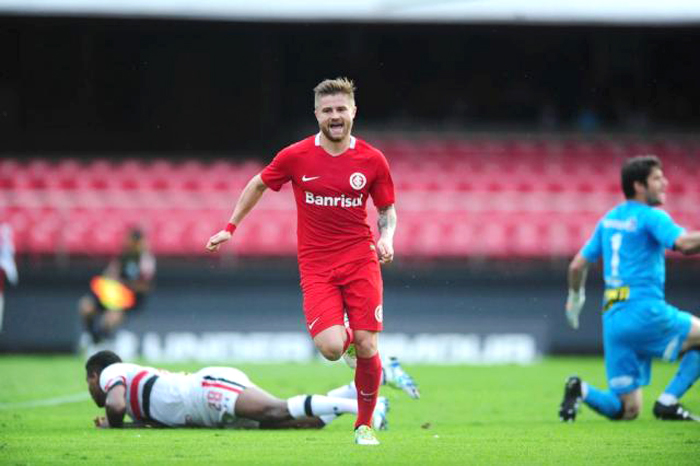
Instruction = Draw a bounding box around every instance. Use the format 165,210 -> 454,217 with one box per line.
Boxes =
560,155 -> 700,422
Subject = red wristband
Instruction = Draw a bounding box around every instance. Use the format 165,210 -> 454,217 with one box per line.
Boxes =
225,223 -> 236,234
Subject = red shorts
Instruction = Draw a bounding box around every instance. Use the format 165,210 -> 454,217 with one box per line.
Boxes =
300,257 -> 384,338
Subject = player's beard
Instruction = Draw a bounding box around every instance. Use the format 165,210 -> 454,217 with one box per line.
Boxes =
321,120 -> 352,143
647,194 -> 663,207
645,190 -> 664,206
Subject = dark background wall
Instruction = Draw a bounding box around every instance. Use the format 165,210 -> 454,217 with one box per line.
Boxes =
2,259 -> 698,354
1,17 -> 699,155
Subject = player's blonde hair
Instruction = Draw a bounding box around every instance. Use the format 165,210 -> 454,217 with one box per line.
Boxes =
313,77 -> 356,108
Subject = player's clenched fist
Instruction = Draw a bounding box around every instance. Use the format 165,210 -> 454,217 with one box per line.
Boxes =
565,288 -> 585,330
206,223 -> 236,252
377,238 -> 394,265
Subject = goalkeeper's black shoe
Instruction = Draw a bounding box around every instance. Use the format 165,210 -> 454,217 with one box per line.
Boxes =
653,401 -> 700,421
559,376 -> 582,422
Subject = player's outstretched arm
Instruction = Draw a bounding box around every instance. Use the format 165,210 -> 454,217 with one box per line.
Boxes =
376,204 -> 397,265
675,231 -> 700,255
98,385 -> 127,428
206,174 -> 268,252
94,417 -> 146,429
566,252 -> 590,330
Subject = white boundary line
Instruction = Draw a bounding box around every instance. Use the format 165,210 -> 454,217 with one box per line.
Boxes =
0,392 -> 90,410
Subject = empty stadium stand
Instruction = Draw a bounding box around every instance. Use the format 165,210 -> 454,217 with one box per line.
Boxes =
1,138 -> 698,257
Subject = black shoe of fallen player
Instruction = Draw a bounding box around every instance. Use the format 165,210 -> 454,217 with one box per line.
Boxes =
653,401 -> 700,421
559,376 -> 582,422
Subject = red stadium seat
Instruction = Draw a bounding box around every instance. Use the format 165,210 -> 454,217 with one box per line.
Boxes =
24,209 -> 63,254
4,139 -> 698,258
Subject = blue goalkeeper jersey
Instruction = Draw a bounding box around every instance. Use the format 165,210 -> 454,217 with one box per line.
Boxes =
581,200 -> 685,303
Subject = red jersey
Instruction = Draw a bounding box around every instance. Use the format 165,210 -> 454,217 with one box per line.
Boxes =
260,134 -> 395,276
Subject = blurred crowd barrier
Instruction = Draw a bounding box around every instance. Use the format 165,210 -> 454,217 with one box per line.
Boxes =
2,137 -> 698,258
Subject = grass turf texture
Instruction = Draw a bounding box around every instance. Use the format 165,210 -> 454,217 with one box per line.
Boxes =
1,356 -> 698,465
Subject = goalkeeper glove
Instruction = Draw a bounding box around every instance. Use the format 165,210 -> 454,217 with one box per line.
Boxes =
566,288 -> 585,329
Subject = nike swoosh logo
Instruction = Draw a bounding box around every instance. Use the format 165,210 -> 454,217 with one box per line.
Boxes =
308,317 -> 321,330
359,390 -> 377,397
302,175 -> 320,182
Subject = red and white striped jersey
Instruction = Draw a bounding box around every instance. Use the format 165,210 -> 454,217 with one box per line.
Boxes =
99,363 -> 252,427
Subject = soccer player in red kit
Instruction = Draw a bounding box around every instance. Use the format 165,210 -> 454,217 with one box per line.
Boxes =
206,77 -> 397,445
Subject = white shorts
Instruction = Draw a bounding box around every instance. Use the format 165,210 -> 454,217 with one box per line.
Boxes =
189,367 -> 254,427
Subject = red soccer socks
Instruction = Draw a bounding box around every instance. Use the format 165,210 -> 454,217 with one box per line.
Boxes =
354,353 -> 382,428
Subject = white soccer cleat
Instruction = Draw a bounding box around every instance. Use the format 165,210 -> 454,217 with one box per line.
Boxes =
372,397 -> 389,431
354,424 -> 380,445
384,357 -> 420,399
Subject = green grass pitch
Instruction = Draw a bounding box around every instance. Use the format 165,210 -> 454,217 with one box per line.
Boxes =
1,356 -> 698,465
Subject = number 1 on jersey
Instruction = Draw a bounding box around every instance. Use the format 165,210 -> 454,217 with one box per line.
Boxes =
610,232 -> 623,278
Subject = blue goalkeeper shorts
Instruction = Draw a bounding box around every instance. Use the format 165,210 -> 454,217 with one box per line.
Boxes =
603,299 -> 693,395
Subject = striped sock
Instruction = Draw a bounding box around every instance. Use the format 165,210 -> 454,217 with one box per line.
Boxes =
287,395 -> 357,419
327,383 -> 356,399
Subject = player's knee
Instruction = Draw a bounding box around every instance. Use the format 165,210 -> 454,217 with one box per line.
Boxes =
260,404 -> 289,422
315,342 -> 344,361
681,337 -> 700,353
353,334 -> 378,358
621,403 -> 640,420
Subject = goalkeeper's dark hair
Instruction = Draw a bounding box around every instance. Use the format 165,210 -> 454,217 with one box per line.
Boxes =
85,350 -> 122,376
621,155 -> 662,199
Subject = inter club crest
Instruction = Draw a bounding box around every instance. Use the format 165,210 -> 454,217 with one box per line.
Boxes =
374,305 -> 383,323
349,172 -> 367,190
